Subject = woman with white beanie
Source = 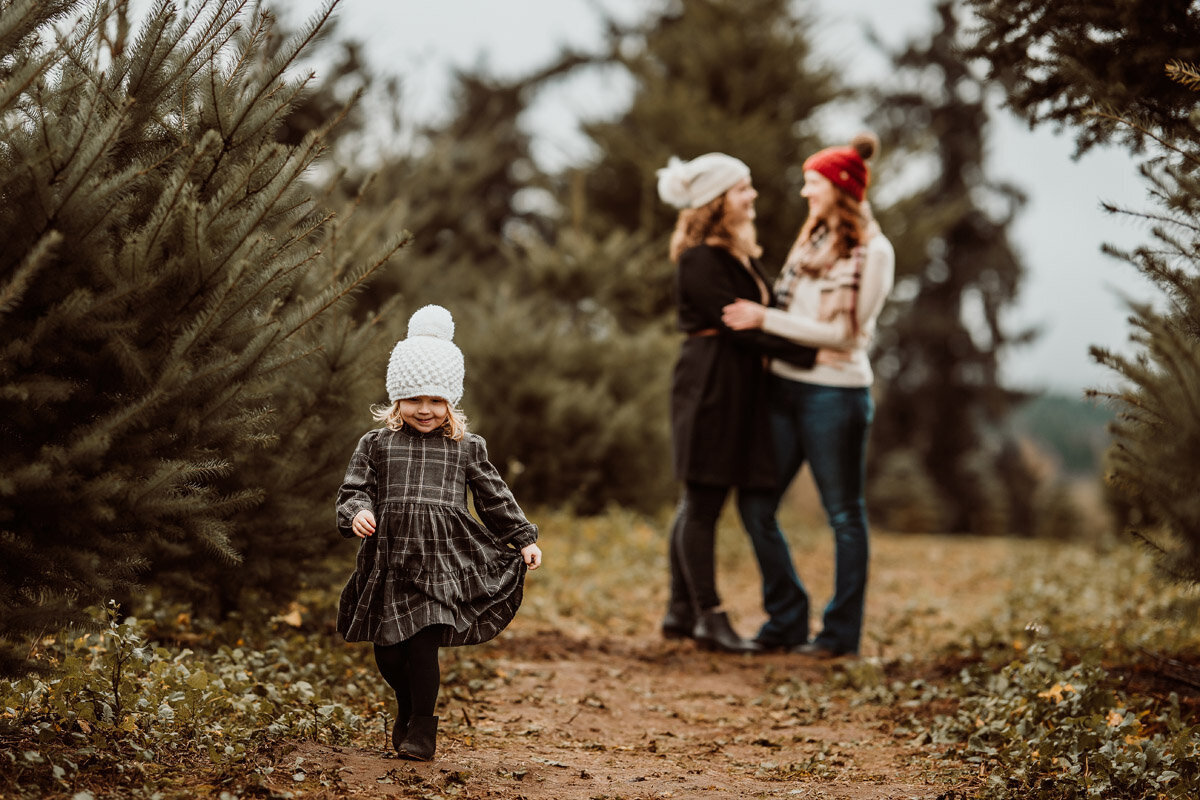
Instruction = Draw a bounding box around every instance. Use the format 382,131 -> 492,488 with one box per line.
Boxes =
656,153 -> 821,653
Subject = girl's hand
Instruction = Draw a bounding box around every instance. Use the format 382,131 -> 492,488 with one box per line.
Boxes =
352,509 -> 376,538
521,543 -> 542,570
722,299 -> 766,330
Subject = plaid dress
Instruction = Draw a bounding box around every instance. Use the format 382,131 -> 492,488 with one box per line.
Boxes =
335,426 -> 538,647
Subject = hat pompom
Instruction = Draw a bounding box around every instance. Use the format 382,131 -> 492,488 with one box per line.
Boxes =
656,156 -> 692,209
407,304 -> 454,341
851,131 -> 879,161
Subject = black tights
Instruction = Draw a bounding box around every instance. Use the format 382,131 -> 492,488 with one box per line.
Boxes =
373,625 -> 445,720
668,482 -> 731,614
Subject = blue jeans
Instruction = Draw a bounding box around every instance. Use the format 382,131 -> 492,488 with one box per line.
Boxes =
737,377 -> 874,653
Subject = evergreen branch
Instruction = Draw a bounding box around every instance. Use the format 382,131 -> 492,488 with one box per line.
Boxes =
52,81 -> 124,206
1087,109 -> 1200,170
269,206 -> 332,259
218,243 -> 326,342
187,130 -> 333,342
282,235 -> 411,341
221,4 -> 268,89
0,0 -> 75,56
199,1 -> 334,191
245,341 -> 324,382
52,2 -> 127,119
136,130 -> 216,270
0,230 -> 60,320
0,33 -> 60,118
176,0 -> 249,88
1165,60 -> 1200,92
122,0 -> 180,103
1101,200 -> 1200,237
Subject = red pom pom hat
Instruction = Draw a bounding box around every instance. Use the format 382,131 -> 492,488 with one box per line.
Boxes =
803,144 -> 870,202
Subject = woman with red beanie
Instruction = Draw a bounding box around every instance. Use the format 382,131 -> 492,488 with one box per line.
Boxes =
722,133 -> 895,657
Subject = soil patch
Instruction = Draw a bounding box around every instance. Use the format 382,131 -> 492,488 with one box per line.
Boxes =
272,631 -> 975,799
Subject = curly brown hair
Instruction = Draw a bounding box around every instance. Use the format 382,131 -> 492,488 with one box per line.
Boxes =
668,194 -> 763,264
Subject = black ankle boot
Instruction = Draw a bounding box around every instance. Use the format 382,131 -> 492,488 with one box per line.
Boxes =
661,603 -> 696,640
391,705 -> 411,752
397,715 -> 438,761
694,610 -> 763,654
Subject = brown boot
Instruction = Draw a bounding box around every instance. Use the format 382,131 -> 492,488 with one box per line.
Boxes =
397,715 -> 438,761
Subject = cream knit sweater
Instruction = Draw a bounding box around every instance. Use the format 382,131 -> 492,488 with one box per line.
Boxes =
764,233 -> 895,388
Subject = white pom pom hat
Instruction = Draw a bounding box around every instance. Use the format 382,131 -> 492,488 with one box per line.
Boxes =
386,305 -> 464,405
656,152 -> 751,209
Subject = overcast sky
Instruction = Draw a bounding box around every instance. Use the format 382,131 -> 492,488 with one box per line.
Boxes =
274,0 -> 1151,397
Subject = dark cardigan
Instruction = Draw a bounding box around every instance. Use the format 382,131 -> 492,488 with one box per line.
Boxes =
670,244 -> 817,489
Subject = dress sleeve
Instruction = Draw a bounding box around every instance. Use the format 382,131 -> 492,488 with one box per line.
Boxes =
335,431 -> 377,538
678,247 -> 817,369
465,435 -> 538,549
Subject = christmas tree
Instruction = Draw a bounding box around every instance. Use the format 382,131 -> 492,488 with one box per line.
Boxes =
0,0 -> 404,672
967,0 -> 1200,578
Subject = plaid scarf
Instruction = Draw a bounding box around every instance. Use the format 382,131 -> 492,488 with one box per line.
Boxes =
773,223 -> 866,336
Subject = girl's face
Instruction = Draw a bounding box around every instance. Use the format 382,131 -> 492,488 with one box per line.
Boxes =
800,169 -> 837,221
399,396 -> 449,433
723,178 -> 758,224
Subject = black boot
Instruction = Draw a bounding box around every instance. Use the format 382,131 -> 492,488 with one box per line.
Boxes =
391,697 -> 411,752
661,602 -> 695,640
397,715 -> 438,761
694,610 -> 763,654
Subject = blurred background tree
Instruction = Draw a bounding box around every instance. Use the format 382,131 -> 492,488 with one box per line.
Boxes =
967,0 -> 1200,582
864,2 -> 1039,535
572,0 -> 838,262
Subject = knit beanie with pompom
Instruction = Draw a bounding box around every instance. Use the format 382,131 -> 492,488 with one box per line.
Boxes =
385,305 -> 464,405
802,132 -> 879,203
656,152 -> 751,209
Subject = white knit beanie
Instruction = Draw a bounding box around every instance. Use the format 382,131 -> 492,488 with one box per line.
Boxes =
656,152 -> 751,209
385,305 -> 464,405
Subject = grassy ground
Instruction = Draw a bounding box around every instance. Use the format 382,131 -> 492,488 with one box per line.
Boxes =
3,485 -> 1199,798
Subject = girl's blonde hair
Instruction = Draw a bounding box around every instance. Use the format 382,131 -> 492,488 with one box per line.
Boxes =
668,193 -> 763,264
372,400 -> 468,440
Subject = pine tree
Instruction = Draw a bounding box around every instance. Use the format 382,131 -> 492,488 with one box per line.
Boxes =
865,2 -> 1036,534
965,0 -> 1200,154
1086,87 -> 1200,582
0,0 -> 403,672
966,0 -> 1200,579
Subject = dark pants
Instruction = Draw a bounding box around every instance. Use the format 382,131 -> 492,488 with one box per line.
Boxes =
738,377 -> 873,654
373,625 -> 445,719
667,482 -> 732,615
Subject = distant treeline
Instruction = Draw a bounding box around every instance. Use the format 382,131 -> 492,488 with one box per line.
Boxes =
1011,394 -> 1113,476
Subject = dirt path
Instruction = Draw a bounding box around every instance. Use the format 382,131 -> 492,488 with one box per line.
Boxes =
274,631 -> 974,799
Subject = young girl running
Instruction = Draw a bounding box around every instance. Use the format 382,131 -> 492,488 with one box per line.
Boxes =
336,304 -> 542,761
